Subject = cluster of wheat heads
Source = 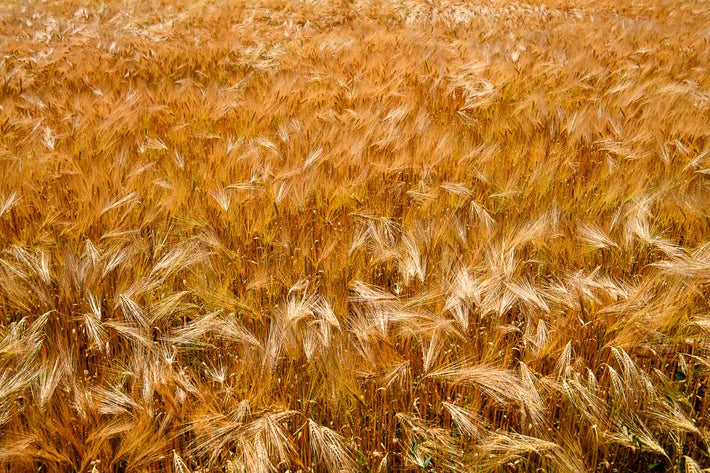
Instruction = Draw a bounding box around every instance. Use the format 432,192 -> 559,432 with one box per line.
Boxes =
0,0 -> 709,471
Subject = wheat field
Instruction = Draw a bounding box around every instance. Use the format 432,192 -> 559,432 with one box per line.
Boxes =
0,0 -> 709,471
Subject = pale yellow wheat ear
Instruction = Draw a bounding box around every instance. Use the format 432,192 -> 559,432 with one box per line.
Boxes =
308,419 -> 356,472
425,361 -> 542,417
398,234 -> 426,285
375,452 -> 389,473
518,362 -> 545,427
0,191 -> 21,220
473,432 -> 560,473
421,330 -> 443,374
442,401 -> 485,439
683,456 -> 710,473
173,450 -> 191,473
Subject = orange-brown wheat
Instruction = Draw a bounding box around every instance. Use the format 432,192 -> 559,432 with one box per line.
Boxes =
0,0 -> 709,471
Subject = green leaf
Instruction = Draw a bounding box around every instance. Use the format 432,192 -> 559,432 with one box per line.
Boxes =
423,456 -> 432,468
